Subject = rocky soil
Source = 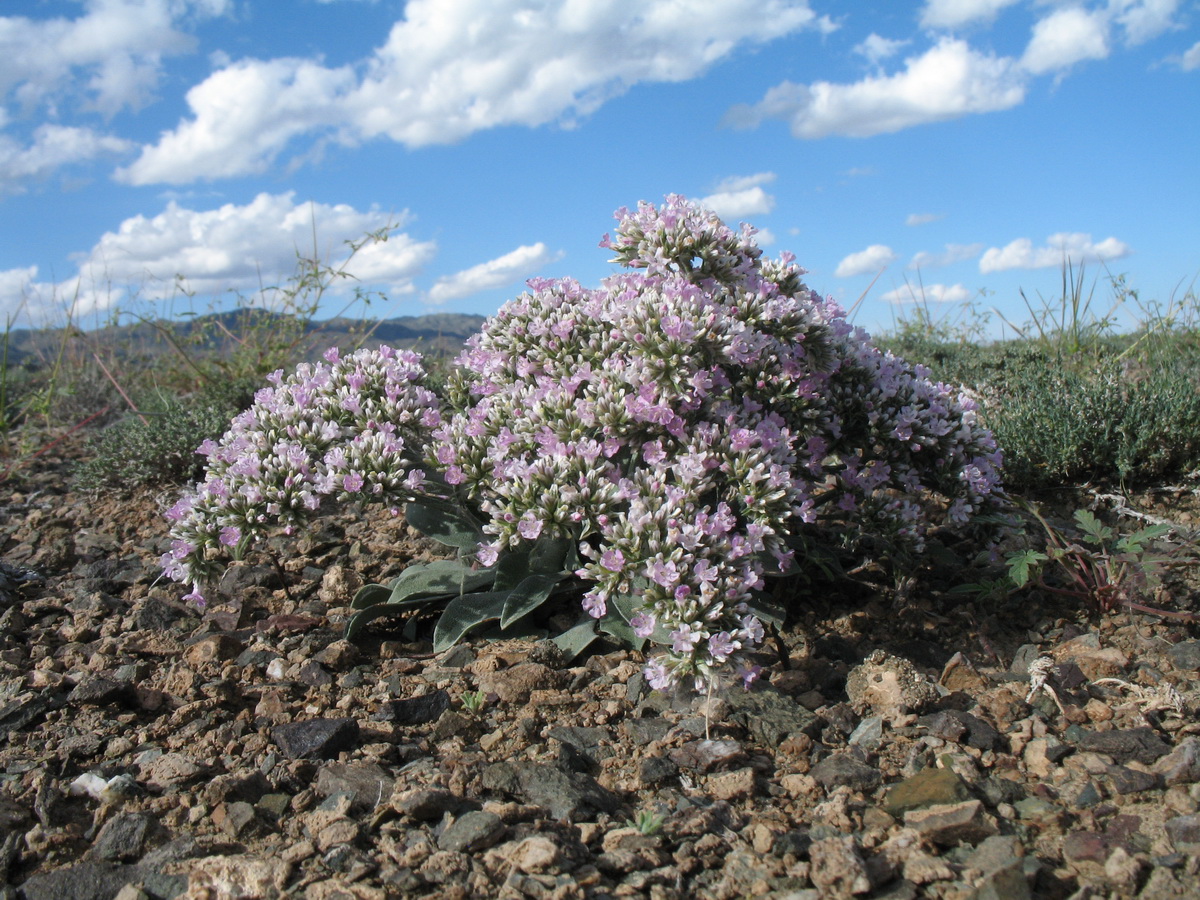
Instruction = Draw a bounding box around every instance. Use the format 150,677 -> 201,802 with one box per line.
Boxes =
2,425 -> 1200,900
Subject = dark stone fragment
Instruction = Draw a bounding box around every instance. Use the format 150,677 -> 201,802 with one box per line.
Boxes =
883,766 -> 972,817
481,761 -> 521,796
91,812 -> 153,862
18,861 -> 139,900
920,710 -> 1001,751
315,762 -> 393,812
1105,764 -> 1161,795
817,702 -> 859,739
201,771 -> 271,807
727,684 -> 819,745
1062,830 -> 1114,864
553,738 -> 598,775
131,597 -> 193,632
508,761 -> 620,821
271,717 -> 360,760
437,810 -> 505,853
773,831 -> 812,858
374,689 -> 451,726
526,639 -> 569,669
1167,640 -> 1200,672
1074,727 -> 1170,765
74,558 -> 142,593
0,692 -> 59,739
810,753 -> 881,793
1075,781 -> 1103,809
395,788 -> 459,821
622,717 -> 670,745
637,756 -> 678,787
218,564 -> 279,596
1164,814 -> 1200,850
919,711 -> 967,743
68,675 -> 134,707
978,776 -> 1026,808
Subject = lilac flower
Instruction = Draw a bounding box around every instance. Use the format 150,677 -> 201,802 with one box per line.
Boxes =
631,612 -> 656,638
219,526 -> 241,547
342,472 -> 364,493
671,624 -> 700,653
707,631 -> 738,661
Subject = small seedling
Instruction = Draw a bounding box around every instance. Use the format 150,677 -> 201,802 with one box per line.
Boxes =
625,809 -> 664,836
460,690 -> 486,714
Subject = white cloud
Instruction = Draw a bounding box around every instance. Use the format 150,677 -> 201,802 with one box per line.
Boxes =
909,242 -> 983,269
855,33 -> 908,68
700,172 -> 777,219
120,0 -> 827,184
979,232 -> 1131,272
835,244 -> 897,277
919,0 -> 1021,30
1112,0 -> 1181,46
1021,7 -> 1110,75
905,212 -> 943,226
0,124 -> 131,191
725,38 -> 1025,138
1182,40 -> 1200,70
427,243 -> 559,305
0,0 -> 227,117
5,192 -> 435,319
880,282 -> 972,304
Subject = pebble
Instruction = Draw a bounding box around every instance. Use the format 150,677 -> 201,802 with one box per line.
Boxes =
271,717 -> 361,760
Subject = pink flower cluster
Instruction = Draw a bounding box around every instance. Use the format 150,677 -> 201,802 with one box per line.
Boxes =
161,345 -> 442,605
433,195 -> 1003,691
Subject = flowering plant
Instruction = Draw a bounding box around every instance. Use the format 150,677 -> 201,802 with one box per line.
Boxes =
430,195 -> 1002,690
161,345 -> 442,603
163,195 -> 1003,693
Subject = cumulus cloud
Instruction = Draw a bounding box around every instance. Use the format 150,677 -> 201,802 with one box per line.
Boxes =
1021,6 -> 1110,74
1112,0 -> 1181,45
0,0 -> 228,117
4,192 -> 435,319
0,124 -> 131,191
905,212 -> 943,226
855,33 -> 908,68
699,172 -> 777,219
1182,40 -> 1200,70
725,38 -> 1025,138
835,244 -> 897,277
919,0 -> 1021,30
909,242 -> 983,269
120,0 -> 827,184
880,282 -> 972,304
427,243 -> 559,305
979,232 -> 1131,272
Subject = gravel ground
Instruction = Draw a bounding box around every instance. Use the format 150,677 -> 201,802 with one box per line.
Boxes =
2,425 -> 1200,900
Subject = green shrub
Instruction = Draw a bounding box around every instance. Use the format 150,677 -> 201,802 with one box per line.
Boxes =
75,379 -> 257,492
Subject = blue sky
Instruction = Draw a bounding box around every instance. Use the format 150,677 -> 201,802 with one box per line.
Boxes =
2,0 -> 1198,340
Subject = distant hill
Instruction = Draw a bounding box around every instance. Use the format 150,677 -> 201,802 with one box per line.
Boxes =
2,309 -> 487,370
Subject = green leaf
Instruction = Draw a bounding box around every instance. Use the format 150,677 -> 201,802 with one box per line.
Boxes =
529,536 -> 577,574
404,501 -> 485,550
350,583 -> 392,610
1116,524 -> 1172,554
386,558 -> 496,606
500,572 -> 571,629
432,590 -> 510,652
1073,509 -> 1113,544
600,612 -> 643,650
745,591 -> 787,629
551,619 -> 600,663
494,548 -> 532,592
1006,549 -> 1048,588
344,601 -> 432,642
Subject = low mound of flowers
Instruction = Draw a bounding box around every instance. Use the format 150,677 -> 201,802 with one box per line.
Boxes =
163,195 -> 1003,691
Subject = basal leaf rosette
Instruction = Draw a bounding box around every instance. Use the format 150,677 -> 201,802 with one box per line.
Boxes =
161,345 -> 443,604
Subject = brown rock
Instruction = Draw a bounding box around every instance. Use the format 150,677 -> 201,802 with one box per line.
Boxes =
809,835 -> 871,896
904,800 -> 998,846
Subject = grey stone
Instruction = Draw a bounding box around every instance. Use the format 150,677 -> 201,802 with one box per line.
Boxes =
68,675 -> 133,707
1010,644 -> 1043,677
91,812 -> 152,862
967,862 -> 1030,900
374,690 -> 450,726
1164,814 -> 1200,851
1105,764 -> 1161,795
1167,640 -> 1200,672
492,761 -> 620,821
18,862 -> 139,900
271,717 -> 360,760
437,810 -> 505,853
394,788 -> 459,821
315,762 -> 393,812
808,835 -> 871,896
1074,726 -> 1170,765
637,756 -> 678,787
669,739 -> 744,773
622,717 -> 670,744
726,684 -> 819,745
810,753 -> 882,793
964,834 -> 1023,877
439,644 -> 475,668
848,715 -> 884,749
1154,737 -> 1200,785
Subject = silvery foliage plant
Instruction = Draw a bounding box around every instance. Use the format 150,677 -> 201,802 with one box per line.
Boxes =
163,195 -> 1003,694
433,195 -> 1002,691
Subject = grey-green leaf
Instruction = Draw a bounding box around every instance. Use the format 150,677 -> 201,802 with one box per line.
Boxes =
387,558 -> 495,606
432,590 -> 510,652
499,572 -> 570,629
405,501 -> 485,550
